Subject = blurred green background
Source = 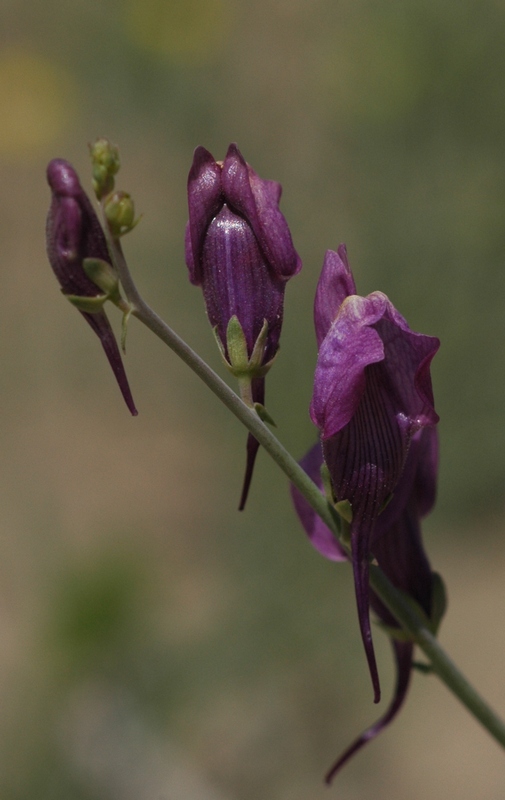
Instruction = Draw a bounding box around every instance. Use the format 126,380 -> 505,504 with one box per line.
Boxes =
0,0 -> 505,797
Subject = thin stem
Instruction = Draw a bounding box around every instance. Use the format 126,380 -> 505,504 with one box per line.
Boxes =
369,565 -> 505,745
106,231 -> 505,750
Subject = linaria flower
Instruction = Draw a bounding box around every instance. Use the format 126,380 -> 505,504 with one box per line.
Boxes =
46,158 -> 137,415
185,143 -> 301,508
309,246 -> 439,702
291,425 -> 443,780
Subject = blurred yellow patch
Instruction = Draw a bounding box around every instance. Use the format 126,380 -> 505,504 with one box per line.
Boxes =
124,0 -> 231,64
0,48 -> 78,159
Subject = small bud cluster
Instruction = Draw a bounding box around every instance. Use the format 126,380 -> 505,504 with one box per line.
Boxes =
90,139 -> 139,237
90,138 -> 120,200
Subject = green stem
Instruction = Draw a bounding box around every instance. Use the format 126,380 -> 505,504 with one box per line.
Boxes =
106,232 -> 505,751
369,565 -> 505,744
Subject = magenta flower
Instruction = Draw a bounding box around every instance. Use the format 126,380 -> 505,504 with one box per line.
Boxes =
185,143 -> 301,508
46,159 -> 137,415
310,246 -> 439,702
291,426 -> 442,780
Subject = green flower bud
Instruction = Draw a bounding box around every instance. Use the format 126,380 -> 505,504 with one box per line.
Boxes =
104,190 -> 138,237
90,138 -> 120,199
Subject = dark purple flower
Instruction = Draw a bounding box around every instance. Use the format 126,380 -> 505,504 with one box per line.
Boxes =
46,159 -> 137,416
310,246 -> 439,702
185,143 -> 301,508
290,426 -> 442,780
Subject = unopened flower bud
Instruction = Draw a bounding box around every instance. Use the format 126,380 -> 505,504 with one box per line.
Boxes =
185,143 -> 302,508
90,138 -> 120,199
104,190 -> 137,237
46,158 -> 137,415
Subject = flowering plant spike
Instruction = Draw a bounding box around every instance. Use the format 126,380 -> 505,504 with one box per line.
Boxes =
41,140 -> 505,783
46,159 -> 137,416
185,143 -> 301,508
309,245 -> 440,703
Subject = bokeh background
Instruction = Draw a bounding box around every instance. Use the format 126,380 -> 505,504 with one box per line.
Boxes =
0,0 -> 505,797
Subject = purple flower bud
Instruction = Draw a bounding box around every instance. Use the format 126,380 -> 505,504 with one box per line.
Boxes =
185,144 -> 301,508
309,245 -> 439,703
46,159 -> 137,416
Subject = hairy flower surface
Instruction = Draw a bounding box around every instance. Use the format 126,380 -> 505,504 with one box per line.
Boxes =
291,426 -> 441,780
185,143 -> 301,508
310,246 -> 439,702
46,158 -> 137,415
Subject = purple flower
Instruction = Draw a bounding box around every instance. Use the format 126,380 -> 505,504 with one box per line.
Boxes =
185,144 -> 301,508
310,246 -> 439,702
291,426 -> 442,780
46,159 -> 137,416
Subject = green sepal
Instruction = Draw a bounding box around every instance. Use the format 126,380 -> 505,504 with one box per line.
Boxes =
83,258 -> 121,304
338,518 -> 351,550
224,317 -> 274,380
320,462 -> 334,504
212,326 -> 228,366
64,293 -> 107,313
335,499 -> 353,524
226,315 -> 249,375
254,403 -> 276,427
248,318 -> 269,372
121,307 -> 132,353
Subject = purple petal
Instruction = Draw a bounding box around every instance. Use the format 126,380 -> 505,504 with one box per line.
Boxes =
310,291 -> 439,441
310,293 -> 386,438
314,246 -> 356,348
414,425 -> 439,519
47,158 -> 82,195
350,515 -> 381,703
371,510 -> 433,628
239,432 -> 260,511
325,641 -> 413,783
200,205 -> 286,359
373,303 -> 440,430
83,311 -> 138,417
289,444 -> 347,561
371,428 -> 437,625
186,146 -> 223,286
222,144 -> 302,279
373,426 -> 438,541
